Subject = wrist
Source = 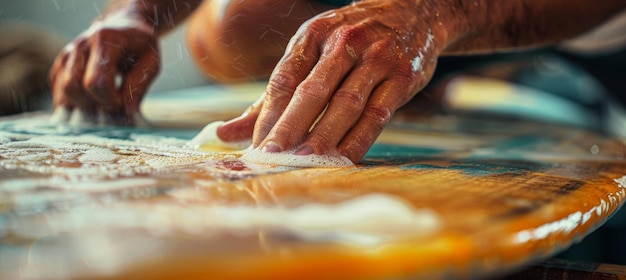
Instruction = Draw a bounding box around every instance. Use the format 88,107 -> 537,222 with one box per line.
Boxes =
387,0 -> 472,56
421,0 -> 484,55
84,9 -> 154,38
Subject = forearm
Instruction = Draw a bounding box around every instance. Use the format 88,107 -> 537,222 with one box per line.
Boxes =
101,0 -> 203,36
435,0 -> 626,55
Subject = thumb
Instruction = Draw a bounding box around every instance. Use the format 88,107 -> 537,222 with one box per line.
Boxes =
217,95 -> 264,143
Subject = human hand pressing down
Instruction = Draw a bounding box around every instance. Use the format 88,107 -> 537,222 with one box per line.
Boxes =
49,12 -> 160,125
218,0 -> 444,164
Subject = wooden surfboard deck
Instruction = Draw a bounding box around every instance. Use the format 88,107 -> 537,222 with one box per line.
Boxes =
0,109 -> 625,279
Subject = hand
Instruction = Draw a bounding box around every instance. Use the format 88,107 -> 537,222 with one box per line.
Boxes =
49,12 -> 160,125
219,0 -> 445,163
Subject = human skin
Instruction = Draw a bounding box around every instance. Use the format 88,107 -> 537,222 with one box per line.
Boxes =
210,0 -> 626,163
49,0 -> 626,162
48,0 -> 203,124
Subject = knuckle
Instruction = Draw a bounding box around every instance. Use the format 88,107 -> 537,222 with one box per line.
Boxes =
392,62 -> 419,84
296,81 -> 329,101
83,74 -> 111,94
266,72 -> 298,100
363,41 -> 393,62
303,17 -> 331,36
272,122 -> 301,147
311,130 -> 333,146
92,28 -> 115,43
288,20 -> 326,55
334,89 -> 364,113
362,104 -> 393,128
291,18 -> 327,50
334,24 -> 368,47
91,30 -> 106,43
74,37 -> 89,50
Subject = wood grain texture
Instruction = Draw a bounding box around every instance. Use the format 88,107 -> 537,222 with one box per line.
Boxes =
0,112 -> 624,279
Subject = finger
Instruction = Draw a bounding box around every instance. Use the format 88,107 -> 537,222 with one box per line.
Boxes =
255,22 -> 377,152
252,33 -> 321,148
259,54 -> 356,152
59,42 -> 98,120
51,83 -> 74,112
49,51 -> 72,109
294,62 -> 386,155
117,50 -> 160,125
83,41 -> 123,110
338,80 -> 407,163
218,95 -> 264,143
48,50 -> 68,94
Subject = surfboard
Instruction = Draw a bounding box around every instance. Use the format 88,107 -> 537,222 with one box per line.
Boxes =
1,104 -> 624,279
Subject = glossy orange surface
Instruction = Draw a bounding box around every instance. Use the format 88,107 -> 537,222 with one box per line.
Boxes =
0,112 -> 624,279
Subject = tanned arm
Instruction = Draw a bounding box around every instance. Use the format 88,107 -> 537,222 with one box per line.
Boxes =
102,0 -> 203,36
438,0 -> 626,54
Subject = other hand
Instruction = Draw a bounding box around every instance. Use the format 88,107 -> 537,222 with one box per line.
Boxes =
49,12 -> 160,125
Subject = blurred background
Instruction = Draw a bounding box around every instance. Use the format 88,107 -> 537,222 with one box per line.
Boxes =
0,0 -> 625,267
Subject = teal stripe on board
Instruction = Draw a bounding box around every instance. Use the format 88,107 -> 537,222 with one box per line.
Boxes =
363,143 -> 445,164
400,161 -> 532,176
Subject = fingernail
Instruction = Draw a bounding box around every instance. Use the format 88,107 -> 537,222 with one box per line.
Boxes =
294,145 -> 313,155
262,141 -> 281,153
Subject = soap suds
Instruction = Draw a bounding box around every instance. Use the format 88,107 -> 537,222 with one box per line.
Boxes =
50,106 -> 150,127
615,176 -> 626,189
187,121 -> 251,151
50,107 -> 71,124
0,129 -> 213,182
189,121 -> 354,167
241,148 -> 354,168
69,108 -> 89,126
79,148 -> 119,163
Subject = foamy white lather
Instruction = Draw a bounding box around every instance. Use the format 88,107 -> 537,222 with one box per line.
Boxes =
189,121 -> 354,167
187,121 -> 251,150
50,107 -> 151,127
241,149 -> 354,168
